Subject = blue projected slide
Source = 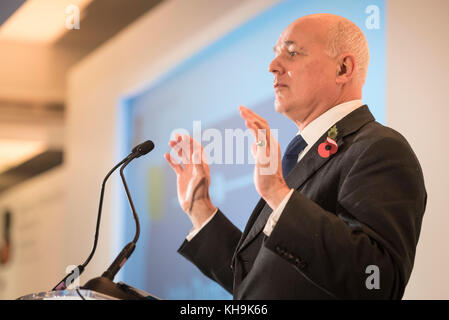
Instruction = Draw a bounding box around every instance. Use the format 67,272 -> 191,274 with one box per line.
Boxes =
120,0 -> 385,299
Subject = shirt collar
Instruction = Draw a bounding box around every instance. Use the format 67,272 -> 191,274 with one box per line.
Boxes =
299,100 -> 364,146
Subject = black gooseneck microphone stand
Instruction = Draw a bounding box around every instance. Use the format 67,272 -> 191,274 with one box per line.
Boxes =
52,141 -> 154,299
81,156 -> 144,299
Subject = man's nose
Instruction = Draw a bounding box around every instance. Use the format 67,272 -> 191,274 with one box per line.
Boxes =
268,56 -> 284,75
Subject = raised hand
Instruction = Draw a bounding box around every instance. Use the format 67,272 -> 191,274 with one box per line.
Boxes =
165,134 -> 216,229
239,106 -> 291,210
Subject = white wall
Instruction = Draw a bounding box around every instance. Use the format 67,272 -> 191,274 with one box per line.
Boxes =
386,0 -> 449,299
0,166 -> 67,299
0,40 -> 83,103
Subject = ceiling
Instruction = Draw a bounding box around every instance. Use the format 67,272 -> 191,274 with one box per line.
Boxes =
0,0 -> 164,49
0,0 -> 93,43
0,0 -> 164,193
0,0 -> 27,27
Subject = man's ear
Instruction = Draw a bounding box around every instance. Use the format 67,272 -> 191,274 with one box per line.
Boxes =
336,54 -> 356,84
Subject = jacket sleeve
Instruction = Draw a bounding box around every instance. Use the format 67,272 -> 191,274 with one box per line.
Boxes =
263,136 -> 427,299
178,209 -> 242,294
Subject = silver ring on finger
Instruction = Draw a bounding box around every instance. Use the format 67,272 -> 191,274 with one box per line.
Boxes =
256,140 -> 265,147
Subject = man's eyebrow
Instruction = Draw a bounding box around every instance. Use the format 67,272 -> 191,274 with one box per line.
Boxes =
272,40 -> 298,52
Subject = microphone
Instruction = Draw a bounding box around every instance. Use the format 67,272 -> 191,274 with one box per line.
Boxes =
132,140 -> 154,158
52,140 -> 154,292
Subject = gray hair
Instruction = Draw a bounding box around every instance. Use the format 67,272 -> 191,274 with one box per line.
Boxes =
325,19 -> 370,85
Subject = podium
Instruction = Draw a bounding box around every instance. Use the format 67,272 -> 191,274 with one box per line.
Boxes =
17,282 -> 160,300
17,289 -> 118,300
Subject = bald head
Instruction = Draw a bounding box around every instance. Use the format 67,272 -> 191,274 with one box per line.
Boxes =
291,14 -> 370,85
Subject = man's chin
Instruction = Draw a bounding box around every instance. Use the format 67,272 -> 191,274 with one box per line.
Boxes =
274,100 -> 290,114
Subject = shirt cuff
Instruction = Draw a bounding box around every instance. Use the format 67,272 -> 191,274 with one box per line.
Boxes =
186,208 -> 219,241
263,189 -> 294,237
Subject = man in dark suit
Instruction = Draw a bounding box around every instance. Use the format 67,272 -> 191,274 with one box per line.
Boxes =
164,14 -> 426,299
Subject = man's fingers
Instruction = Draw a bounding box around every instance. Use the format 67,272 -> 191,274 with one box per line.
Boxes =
174,133 -> 182,142
243,118 -> 271,150
169,139 -> 188,163
254,121 -> 271,149
240,106 -> 270,138
169,134 -> 206,166
239,105 -> 265,121
244,120 -> 258,138
186,135 -> 207,166
239,106 -> 268,126
240,109 -> 275,163
164,153 -> 183,175
170,134 -> 194,164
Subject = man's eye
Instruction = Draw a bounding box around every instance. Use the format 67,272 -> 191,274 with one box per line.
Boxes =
288,51 -> 297,57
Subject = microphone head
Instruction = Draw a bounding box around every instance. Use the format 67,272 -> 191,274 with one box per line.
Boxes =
132,140 -> 155,157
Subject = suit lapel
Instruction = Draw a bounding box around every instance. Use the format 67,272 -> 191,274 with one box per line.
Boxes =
233,105 -> 375,256
237,202 -> 273,251
231,197 -> 266,266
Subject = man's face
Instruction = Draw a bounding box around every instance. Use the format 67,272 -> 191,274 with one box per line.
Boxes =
269,19 -> 338,121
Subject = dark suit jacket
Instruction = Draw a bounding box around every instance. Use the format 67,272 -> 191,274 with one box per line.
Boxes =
178,105 -> 427,299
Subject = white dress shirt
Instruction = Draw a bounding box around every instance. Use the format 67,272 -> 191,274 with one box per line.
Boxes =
187,100 -> 364,241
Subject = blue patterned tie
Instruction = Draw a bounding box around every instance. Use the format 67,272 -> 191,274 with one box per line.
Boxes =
282,135 -> 307,178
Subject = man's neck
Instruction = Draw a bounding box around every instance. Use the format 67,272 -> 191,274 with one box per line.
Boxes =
293,92 -> 362,131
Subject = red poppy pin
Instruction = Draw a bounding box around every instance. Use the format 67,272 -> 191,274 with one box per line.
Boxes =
318,125 -> 339,158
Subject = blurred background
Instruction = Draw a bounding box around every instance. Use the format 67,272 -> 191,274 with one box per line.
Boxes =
0,0 -> 447,300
